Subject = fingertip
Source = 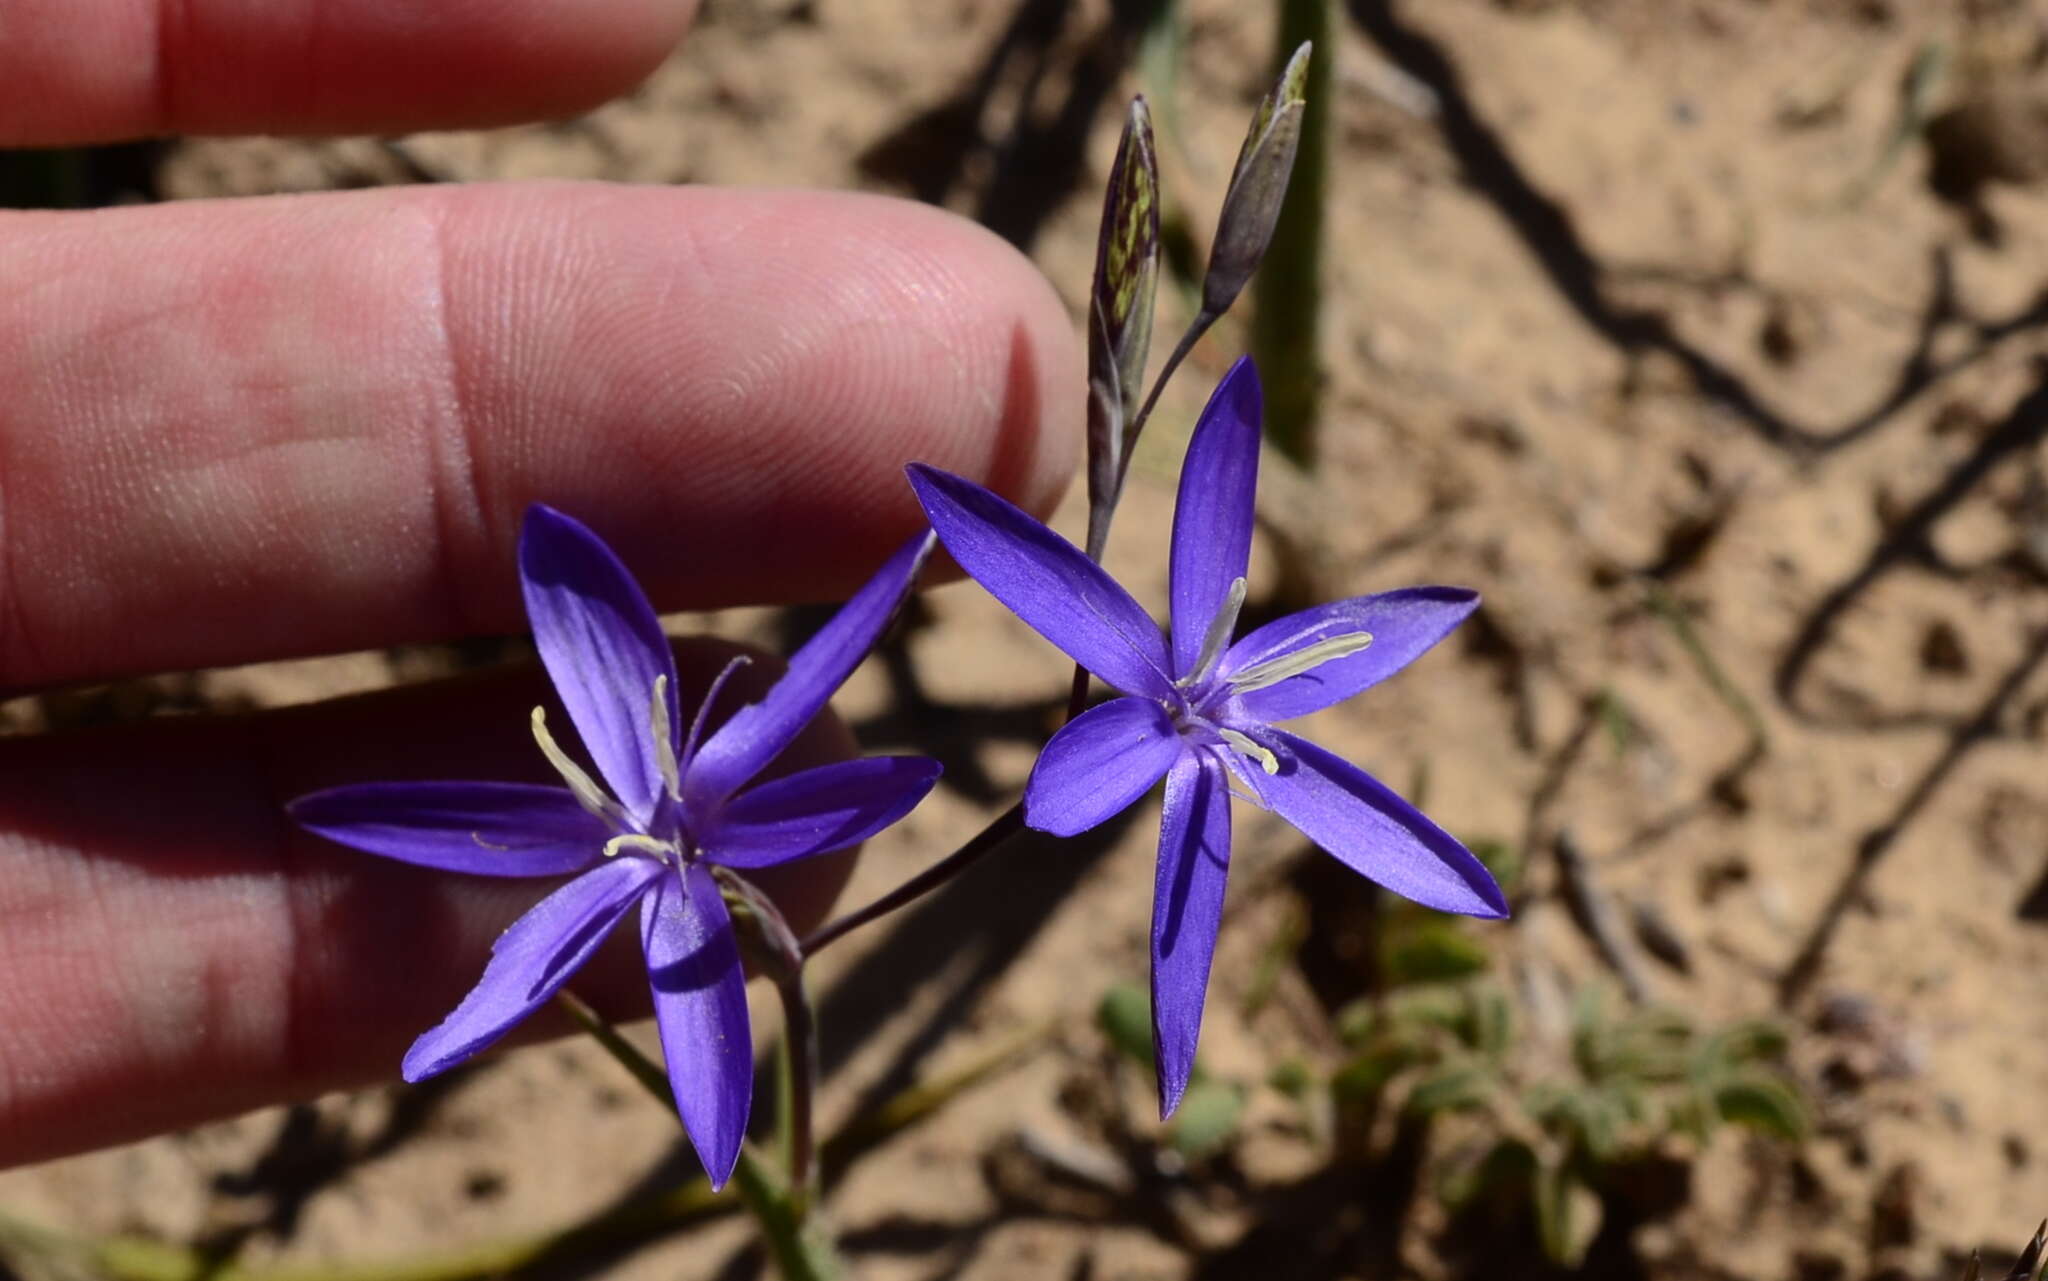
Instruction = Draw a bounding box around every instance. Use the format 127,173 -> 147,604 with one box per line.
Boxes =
436,184 -> 1082,608
2,0 -> 702,143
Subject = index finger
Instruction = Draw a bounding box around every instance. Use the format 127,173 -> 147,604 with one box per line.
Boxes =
0,183 -> 1082,690
0,0 -> 698,144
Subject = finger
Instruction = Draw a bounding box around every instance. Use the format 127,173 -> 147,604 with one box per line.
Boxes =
0,0 -> 697,144
0,639 -> 862,1166
0,183 -> 1081,690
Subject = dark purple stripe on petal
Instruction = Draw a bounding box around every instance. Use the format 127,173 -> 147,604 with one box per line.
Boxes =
702,755 -> 941,868
1023,695 -> 1183,837
519,506 -> 680,827
401,857 -> 663,1081
290,781 -> 607,877
685,533 -> 934,811
643,865 -> 752,1191
908,465 -> 1174,699
1169,358 -> 1262,678
1221,586 -> 1479,722
1261,732 -> 1506,918
1152,751 -> 1232,1118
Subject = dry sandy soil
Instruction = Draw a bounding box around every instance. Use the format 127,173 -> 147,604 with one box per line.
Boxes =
6,0 -> 2048,1277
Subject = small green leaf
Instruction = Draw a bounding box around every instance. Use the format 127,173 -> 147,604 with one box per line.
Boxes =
1406,1061 -> 1491,1116
1471,984 -> 1514,1060
1268,1057 -> 1314,1100
1534,1161 -> 1603,1268
1097,983 -> 1157,1070
1713,1070 -> 1809,1142
1438,1136 -> 1537,1210
1383,982 -> 1473,1035
1380,919 -> 1491,986
1172,1079 -> 1245,1159
1332,1039 -> 1421,1101
1696,1019 -> 1791,1074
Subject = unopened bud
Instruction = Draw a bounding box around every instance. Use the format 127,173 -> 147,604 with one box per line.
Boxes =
1202,41 -> 1311,317
1085,97 -> 1161,550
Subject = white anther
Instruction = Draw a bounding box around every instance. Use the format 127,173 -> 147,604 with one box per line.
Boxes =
1218,727 -> 1281,775
602,833 -> 675,861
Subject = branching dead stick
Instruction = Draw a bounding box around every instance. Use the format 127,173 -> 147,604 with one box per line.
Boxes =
1553,829 -> 1650,1004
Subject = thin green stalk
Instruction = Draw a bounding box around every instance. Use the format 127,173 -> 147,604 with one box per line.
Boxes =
1641,581 -> 1768,750
711,872 -> 820,1206
1252,0 -> 1329,468
555,992 -> 841,1281
797,803 -> 1027,957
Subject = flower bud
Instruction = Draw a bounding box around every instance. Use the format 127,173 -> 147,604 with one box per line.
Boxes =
1085,97 -> 1161,551
1202,41 -> 1311,318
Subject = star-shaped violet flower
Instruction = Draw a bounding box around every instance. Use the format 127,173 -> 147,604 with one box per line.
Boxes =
290,506 -> 939,1188
907,357 -> 1507,1114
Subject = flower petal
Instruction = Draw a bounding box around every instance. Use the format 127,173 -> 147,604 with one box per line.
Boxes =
519,506 -> 680,826
908,465 -> 1174,699
290,782 -> 607,877
686,533 -> 934,809
643,864 -> 752,1191
1153,752 -> 1232,1117
1023,696 -> 1183,836
1260,732 -> 1507,918
701,756 -> 943,868
1221,587 -> 1480,722
402,857 -> 663,1080
1169,357 -> 1261,677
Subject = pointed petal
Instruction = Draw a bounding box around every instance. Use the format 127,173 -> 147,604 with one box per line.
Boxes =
643,865 -> 752,1190
519,506 -> 680,825
686,533 -> 934,809
1169,358 -> 1262,675
1024,696 -> 1183,836
1153,752 -> 1232,1117
1260,732 -> 1507,918
402,857 -> 662,1080
908,465 -> 1174,698
290,782 -> 606,877
1221,587 -> 1479,722
701,756 -> 943,868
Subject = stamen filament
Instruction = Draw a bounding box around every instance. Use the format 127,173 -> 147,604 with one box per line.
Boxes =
531,706 -> 631,827
650,675 -> 681,800
681,655 -> 753,770
1228,630 -> 1374,694
1184,577 -> 1248,685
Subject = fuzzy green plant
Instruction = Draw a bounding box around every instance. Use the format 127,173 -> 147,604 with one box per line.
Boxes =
1336,979 -> 1805,1268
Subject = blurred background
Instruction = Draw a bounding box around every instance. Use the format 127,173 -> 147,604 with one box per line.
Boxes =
4,0 -> 2048,1277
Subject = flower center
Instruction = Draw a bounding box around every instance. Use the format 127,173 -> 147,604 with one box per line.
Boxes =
525,663 -> 750,867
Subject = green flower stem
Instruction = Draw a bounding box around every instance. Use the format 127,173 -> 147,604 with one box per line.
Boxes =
710,871 -> 821,1206
556,991 -> 840,1280
796,802 -> 1027,958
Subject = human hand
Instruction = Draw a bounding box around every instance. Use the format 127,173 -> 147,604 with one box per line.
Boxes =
0,0 -> 1080,1166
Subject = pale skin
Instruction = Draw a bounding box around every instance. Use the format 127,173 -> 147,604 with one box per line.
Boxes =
0,0 -> 1082,1167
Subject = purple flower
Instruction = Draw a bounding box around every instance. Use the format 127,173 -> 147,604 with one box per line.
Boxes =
907,357 -> 1506,1115
290,507 -> 939,1188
